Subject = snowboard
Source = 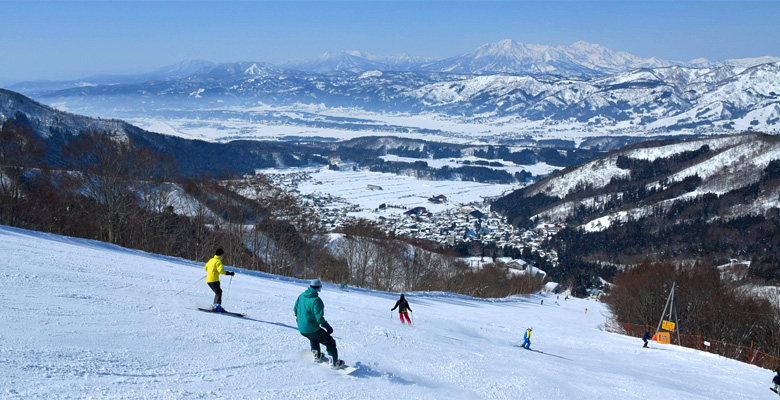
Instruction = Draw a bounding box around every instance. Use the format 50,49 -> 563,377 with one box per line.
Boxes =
771,387 -> 779,395
300,349 -> 357,375
197,307 -> 246,317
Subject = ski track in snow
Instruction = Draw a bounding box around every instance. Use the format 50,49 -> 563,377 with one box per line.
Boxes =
0,225 -> 772,399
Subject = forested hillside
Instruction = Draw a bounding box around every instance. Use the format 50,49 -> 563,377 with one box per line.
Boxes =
492,132 -> 780,282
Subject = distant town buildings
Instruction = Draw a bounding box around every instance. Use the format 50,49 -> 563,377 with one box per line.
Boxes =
428,195 -> 447,204
260,169 -> 559,268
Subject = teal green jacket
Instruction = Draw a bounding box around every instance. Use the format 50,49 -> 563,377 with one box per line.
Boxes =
294,287 -> 327,334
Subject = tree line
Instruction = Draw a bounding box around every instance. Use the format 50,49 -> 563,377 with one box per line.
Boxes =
603,260 -> 780,358
0,120 -> 543,298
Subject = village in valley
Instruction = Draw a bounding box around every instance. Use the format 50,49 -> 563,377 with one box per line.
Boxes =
260,167 -> 562,275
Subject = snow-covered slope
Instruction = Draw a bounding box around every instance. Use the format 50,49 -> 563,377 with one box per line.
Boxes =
522,132 -> 780,226
1,225 -> 771,399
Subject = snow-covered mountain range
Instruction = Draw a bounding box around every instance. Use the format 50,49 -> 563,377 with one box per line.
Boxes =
5,39 -> 779,138
279,39 -> 778,76
7,59 -> 216,96
281,51 -> 437,74
32,61 -> 780,136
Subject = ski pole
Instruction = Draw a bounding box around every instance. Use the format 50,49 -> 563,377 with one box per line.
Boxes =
175,276 -> 206,295
409,311 -> 414,325
224,275 -> 233,306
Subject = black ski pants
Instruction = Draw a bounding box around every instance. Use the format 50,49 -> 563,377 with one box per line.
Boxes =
208,281 -> 223,305
302,329 -> 338,362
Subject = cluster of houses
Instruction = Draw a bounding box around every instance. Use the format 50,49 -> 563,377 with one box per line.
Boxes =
261,169 -> 562,265
378,205 -> 542,252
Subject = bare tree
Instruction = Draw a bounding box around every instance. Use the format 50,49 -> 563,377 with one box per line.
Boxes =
0,119 -> 46,225
133,146 -> 177,253
61,130 -> 142,244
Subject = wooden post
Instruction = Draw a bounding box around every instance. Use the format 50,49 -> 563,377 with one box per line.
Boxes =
749,341 -> 754,364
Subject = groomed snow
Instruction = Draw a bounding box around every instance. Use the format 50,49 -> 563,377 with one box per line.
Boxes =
1,225 -> 772,399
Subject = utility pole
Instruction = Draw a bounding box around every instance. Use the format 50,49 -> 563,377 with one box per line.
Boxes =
655,281 -> 682,345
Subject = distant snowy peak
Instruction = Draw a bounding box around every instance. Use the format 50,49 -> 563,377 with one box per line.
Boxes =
150,59 -> 216,78
725,56 -> 780,68
283,52 -> 387,73
684,57 -> 780,69
422,39 -> 679,76
198,61 -> 284,77
282,51 -> 438,73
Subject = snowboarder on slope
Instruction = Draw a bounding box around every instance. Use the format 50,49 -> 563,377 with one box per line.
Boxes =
340,280 -> 348,291
772,364 -> 780,394
295,279 -> 344,367
205,248 -> 234,312
642,329 -> 651,348
391,294 -> 412,324
522,327 -> 532,349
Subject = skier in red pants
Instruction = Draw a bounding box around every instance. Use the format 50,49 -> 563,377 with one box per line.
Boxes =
391,294 -> 412,324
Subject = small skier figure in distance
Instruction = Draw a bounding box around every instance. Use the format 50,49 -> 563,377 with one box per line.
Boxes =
642,329 -> 651,348
772,364 -> 780,394
294,279 -> 344,368
522,327 -> 532,349
205,248 -> 234,312
340,280 -> 348,291
391,294 -> 412,324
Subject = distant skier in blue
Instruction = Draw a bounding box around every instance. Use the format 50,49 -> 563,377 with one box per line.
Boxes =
772,364 -> 780,394
642,329 -> 651,348
522,327 -> 532,349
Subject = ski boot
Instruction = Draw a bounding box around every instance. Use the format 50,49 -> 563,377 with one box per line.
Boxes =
330,357 -> 345,368
212,304 -> 227,313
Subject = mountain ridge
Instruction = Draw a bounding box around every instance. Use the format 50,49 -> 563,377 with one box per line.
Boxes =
32,61 -> 780,135
8,39 -> 778,90
491,131 -> 780,277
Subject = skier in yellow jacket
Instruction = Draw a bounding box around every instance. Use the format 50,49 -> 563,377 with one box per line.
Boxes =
205,248 -> 234,312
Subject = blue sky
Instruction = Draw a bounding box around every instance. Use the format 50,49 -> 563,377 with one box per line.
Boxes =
1,1 -> 779,83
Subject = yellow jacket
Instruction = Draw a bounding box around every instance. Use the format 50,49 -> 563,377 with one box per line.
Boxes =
205,255 -> 226,283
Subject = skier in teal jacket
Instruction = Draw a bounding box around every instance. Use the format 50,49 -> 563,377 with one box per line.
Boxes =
294,279 -> 343,367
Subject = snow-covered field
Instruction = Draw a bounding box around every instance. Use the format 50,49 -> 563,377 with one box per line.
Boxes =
380,154 -> 558,178
123,104 -> 682,146
1,224 -> 773,399
268,166 -> 521,218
